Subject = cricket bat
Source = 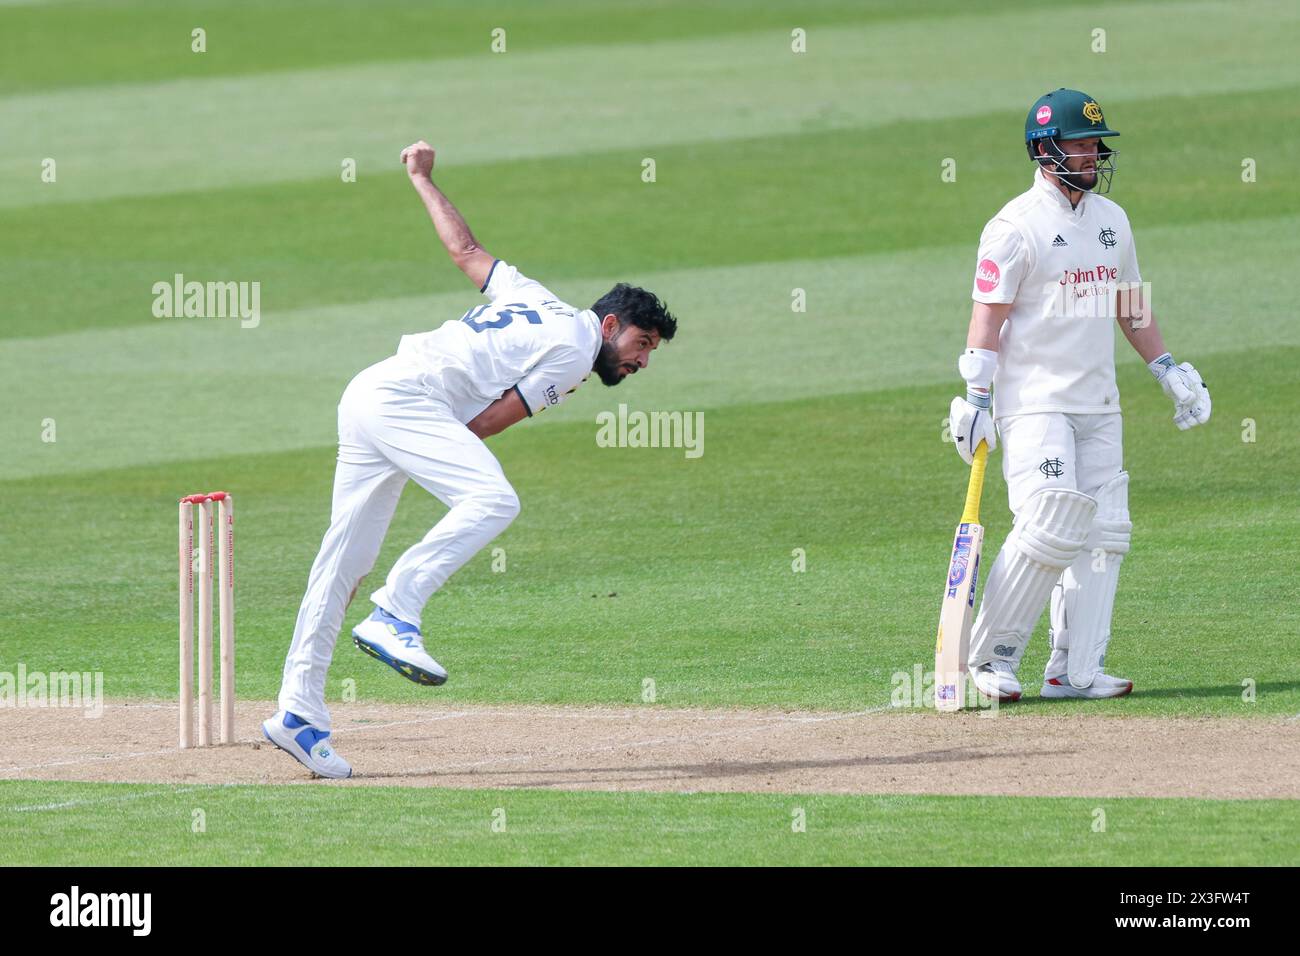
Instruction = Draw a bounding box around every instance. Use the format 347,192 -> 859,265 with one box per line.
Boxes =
934,440 -> 988,711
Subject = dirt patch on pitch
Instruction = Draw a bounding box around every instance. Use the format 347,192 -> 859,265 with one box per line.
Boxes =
0,701 -> 1295,798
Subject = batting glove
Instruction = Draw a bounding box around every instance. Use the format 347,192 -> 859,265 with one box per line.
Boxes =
950,395 -> 997,465
1149,353 -> 1211,430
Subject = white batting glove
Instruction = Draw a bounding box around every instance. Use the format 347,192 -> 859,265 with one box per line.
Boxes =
950,395 -> 997,465
1149,353 -> 1211,430
951,347 -> 998,464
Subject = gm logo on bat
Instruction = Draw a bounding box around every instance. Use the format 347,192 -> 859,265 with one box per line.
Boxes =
947,526 -> 974,596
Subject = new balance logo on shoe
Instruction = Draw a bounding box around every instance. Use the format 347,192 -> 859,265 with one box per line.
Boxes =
1051,234 -> 1068,247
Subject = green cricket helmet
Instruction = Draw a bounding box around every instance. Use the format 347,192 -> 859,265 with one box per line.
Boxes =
1024,88 -> 1119,193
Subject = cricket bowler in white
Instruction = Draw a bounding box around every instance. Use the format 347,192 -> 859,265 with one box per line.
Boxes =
264,141 -> 678,776
948,90 -> 1210,703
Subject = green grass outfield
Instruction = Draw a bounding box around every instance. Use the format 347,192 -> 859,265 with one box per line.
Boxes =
3,352 -> 1297,715
2,781 -> 1295,866
2,0 -> 1297,865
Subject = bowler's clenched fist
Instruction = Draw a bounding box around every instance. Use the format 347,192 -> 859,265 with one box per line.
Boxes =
401,141 -> 436,179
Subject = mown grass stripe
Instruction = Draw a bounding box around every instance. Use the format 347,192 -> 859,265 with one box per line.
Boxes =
2,1 -> 1294,208
3,212 -> 1297,480
0,0 -> 906,94
0,780 -> 1294,865
4,81 -> 1295,341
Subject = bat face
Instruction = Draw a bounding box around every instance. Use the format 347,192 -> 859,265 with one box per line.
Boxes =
946,523 -> 981,600
934,520 -> 984,710
934,440 -> 989,712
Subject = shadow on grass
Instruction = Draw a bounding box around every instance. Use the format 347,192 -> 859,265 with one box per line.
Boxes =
358,745 -> 1078,785
1001,681 -> 1300,710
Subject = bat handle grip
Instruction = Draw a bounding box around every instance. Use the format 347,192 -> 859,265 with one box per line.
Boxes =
960,441 -> 989,524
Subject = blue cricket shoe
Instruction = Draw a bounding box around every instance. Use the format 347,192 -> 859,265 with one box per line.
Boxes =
352,606 -> 448,687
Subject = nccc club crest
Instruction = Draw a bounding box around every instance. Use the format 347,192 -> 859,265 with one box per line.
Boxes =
1098,227 -> 1118,249
1082,100 -> 1104,125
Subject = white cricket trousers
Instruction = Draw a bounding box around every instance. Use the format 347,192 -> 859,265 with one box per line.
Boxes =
277,356 -> 520,729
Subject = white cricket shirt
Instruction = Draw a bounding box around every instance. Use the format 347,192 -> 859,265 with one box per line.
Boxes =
396,260 -> 603,423
971,168 -> 1141,419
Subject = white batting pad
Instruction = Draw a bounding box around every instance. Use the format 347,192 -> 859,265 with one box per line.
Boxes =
968,487 -> 1097,670
1049,472 -> 1131,688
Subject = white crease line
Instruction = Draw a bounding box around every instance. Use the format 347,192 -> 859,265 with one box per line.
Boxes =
340,711 -> 471,732
0,746 -> 178,774
8,784 -> 214,813
770,705 -> 895,724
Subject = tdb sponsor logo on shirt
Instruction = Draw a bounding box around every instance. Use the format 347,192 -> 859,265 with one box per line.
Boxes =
544,384 -> 559,406
975,259 -> 1001,293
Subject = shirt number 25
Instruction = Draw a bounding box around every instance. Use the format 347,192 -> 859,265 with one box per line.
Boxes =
461,303 -> 543,332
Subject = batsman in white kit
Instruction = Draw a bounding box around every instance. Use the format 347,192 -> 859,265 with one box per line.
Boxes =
263,141 -> 678,776
948,90 -> 1211,703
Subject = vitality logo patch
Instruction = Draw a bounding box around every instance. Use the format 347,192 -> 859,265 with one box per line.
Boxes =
975,259 -> 1001,293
